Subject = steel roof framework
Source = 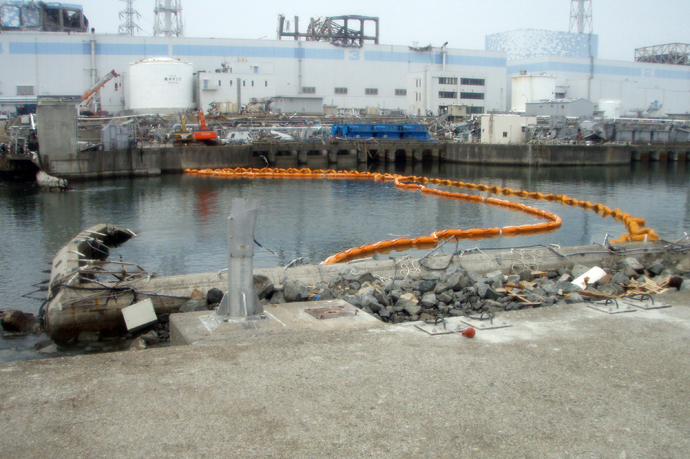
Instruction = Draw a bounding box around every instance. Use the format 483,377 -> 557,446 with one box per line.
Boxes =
635,43 -> 690,66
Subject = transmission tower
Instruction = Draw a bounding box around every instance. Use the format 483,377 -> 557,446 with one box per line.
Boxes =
569,0 -> 593,34
118,0 -> 142,36
154,0 -> 184,37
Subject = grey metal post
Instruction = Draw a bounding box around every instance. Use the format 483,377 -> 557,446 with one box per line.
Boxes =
217,198 -> 262,319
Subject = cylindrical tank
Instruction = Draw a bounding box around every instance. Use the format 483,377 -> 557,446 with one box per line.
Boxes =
599,100 -> 621,119
511,74 -> 557,112
128,58 -> 194,113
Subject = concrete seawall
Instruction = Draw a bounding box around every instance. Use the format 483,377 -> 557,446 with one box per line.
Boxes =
38,141 -> 690,180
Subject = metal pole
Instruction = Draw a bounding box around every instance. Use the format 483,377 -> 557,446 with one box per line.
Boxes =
216,198 -> 262,319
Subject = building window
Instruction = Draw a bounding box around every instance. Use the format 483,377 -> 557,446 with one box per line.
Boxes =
243,80 -> 245,87
251,80 -> 255,87
365,88 -> 378,95
461,78 -> 485,86
438,77 -> 458,85
438,91 -> 457,99
218,80 -> 221,87
461,92 -> 484,100
16,85 -> 34,96
554,92 -> 566,99
265,80 -> 268,87
229,80 -> 233,86
468,106 -> 484,114
503,132 -> 508,137
302,86 -> 316,94
395,89 -> 407,96
334,87 -> 348,95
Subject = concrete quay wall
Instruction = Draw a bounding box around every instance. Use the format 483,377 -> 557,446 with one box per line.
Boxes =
443,143 -> 634,166
40,141 -> 690,180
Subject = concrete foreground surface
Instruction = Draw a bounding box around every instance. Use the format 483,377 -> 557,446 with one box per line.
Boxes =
1,292 -> 690,458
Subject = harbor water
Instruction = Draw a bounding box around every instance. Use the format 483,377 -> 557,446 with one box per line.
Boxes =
1,161 -> 689,360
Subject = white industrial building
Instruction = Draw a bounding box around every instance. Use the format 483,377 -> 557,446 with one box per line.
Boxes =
0,0 -> 688,119
505,56 -> 690,117
0,29 -> 507,116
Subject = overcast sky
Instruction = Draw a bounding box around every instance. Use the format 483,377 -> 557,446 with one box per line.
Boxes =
77,0 -> 690,61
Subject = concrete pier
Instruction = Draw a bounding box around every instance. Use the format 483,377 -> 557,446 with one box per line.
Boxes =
1,291 -> 689,458
31,139 -> 690,181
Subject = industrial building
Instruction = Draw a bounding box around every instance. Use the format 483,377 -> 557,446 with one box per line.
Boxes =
0,3 -> 507,116
488,1 -> 690,118
0,0 -> 688,119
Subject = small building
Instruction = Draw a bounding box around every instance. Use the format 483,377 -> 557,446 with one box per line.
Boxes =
407,71 -> 489,117
269,96 -> 324,115
525,98 -> 594,118
480,114 -> 536,144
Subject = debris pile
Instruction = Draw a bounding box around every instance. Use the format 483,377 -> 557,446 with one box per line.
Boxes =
269,255 -> 690,324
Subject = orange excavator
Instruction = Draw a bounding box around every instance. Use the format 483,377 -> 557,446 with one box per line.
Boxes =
193,109 -> 218,144
80,70 -> 119,116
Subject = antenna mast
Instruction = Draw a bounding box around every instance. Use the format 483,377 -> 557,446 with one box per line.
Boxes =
118,0 -> 142,36
154,0 -> 184,37
569,0 -> 593,34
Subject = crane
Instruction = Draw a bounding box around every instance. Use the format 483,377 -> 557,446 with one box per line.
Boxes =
80,70 -> 119,115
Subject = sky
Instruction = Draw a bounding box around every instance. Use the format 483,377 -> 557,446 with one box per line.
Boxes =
75,0 -> 690,61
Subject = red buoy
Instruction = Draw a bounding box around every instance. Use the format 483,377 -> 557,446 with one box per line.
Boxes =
461,327 -> 476,338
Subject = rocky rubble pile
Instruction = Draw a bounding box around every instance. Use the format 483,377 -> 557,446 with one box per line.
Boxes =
254,256 -> 690,324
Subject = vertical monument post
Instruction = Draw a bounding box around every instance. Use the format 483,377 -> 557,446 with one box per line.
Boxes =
216,198 -> 263,320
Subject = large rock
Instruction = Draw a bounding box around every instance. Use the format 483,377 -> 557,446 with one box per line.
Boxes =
598,284 -> 625,296
621,257 -> 644,273
518,269 -> 533,282
357,285 -> 376,297
676,258 -> 690,273
467,271 -> 486,285
361,294 -> 381,313
206,288 -> 224,304
556,281 -> 581,294
269,291 -> 286,305
570,264 -> 591,280
1,310 -> 39,334
610,272 -> 631,286
404,303 -> 422,316
476,283 -> 490,298
506,274 -> 521,284
420,293 -> 437,308
485,270 -> 505,283
397,293 -> 421,316
343,294 -> 362,308
566,292 -> 584,304
283,279 -> 309,302
419,279 -> 437,293
484,288 -> 503,301
254,275 -> 275,300
437,292 -> 453,304
445,273 -> 467,291
647,261 -> 666,277
374,290 -> 390,307
179,297 -> 208,312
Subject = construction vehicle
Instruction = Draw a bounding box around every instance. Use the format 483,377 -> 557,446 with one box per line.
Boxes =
80,70 -> 119,116
172,114 -> 196,145
192,109 -> 218,144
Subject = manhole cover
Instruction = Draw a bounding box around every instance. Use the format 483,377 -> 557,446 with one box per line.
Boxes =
304,305 -> 356,319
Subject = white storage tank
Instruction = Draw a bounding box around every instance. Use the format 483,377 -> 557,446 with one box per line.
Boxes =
511,73 -> 557,112
599,100 -> 621,119
128,58 -> 194,113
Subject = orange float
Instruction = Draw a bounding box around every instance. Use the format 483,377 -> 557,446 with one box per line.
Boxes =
185,167 -> 658,262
